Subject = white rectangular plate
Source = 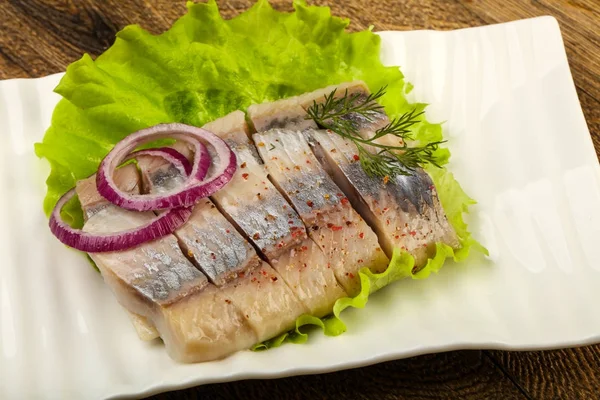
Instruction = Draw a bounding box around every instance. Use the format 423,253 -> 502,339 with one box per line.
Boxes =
1,16 -> 599,400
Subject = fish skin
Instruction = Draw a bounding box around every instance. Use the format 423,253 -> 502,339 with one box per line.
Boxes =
77,165 -> 258,362
253,129 -> 389,296
306,129 -> 459,267
248,98 -> 316,133
137,149 -> 308,343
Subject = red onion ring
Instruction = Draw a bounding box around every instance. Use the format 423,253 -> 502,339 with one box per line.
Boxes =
49,189 -> 193,253
124,147 -> 194,177
97,123 -> 235,211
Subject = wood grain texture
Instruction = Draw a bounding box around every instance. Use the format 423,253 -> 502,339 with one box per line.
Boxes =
1,1 -> 599,399
150,351 -> 528,400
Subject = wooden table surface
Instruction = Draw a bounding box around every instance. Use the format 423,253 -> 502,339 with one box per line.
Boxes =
1,1 -> 599,399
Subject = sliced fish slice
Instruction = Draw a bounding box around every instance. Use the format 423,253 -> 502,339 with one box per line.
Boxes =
201,112 -> 347,317
253,129 -> 389,296
248,98 -> 316,133
137,153 -> 308,342
77,165 -> 159,341
306,129 -> 459,267
247,81 -> 393,144
77,165 -> 257,362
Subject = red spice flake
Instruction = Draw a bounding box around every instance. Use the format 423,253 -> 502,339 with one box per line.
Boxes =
401,233 -> 406,237
238,271 -> 245,278
251,277 -> 257,282
395,235 -> 400,240
386,219 -> 390,226
301,245 -> 308,251
277,242 -> 284,248
253,232 -> 261,240
340,198 -> 349,206
327,129 -> 333,134
345,221 -> 352,227
383,175 -> 390,185
409,231 -> 417,236
283,204 -> 288,209
242,173 -> 249,180
327,223 -> 343,231
345,272 -> 355,279
327,263 -> 331,269
359,232 -> 365,239
240,162 -> 247,169
423,244 -> 428,248
382,207 -> 389,213
261,269 -> 268,276
257,142 -> 265,147
306,159 -> 311,164
225,299 -> 232,304
288,220 -> 294,224
271,276 -> 278,282
306,200 -> 314,207
429,184 -> 435,190
353,154 -> 360,161
226,229 -> 230,234
285,167 -> 291,171
336,193 -> 344,197
302,263 -> 307,268
357,259 -> 363,264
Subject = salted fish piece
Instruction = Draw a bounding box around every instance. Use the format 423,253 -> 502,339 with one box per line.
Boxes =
77,165 -> 159,341
306,129 -> 459,266
253,129 -> 389,296
137,151 -> 308,343
248,82 -> 459,267
77,165 -> 257,362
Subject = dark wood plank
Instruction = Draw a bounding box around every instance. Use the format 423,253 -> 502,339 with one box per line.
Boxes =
147,351 -> 528,400
486,346 -> 600,399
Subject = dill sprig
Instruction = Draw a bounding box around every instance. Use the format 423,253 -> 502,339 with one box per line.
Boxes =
306,87 -> 445,178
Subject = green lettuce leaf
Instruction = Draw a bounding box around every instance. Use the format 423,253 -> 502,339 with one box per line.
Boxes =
35,0 -> 410,222
34,0 -> 486,348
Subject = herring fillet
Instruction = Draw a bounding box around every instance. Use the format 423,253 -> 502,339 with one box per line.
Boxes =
77,165 -> 257,363
77,164 -> 159,341
202,112 -> 347,317
296,81 -> 459,265
252,129 -> 389,296
307,129 -> 459,266
136,149 -> 308,343
248,81 -> 459,267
